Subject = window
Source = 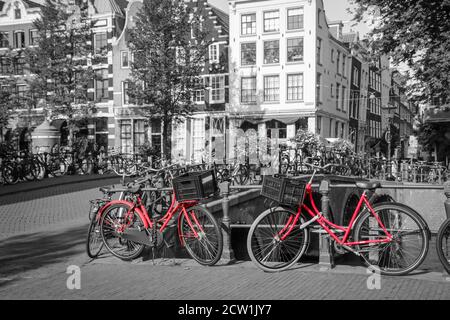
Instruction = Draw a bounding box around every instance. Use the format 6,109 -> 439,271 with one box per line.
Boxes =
193,77 -> 205,103
331,49 -> 334,62
264,75 -> 279,102
267,120 -> 287,139
0,57 -> 10,74
122,82 -> 135,105
342,86 -> 346,111
264,11 -> 279,32
316,38 -> 322,64
13,56 -> 25,75
14,31 -> 25,49
95,69 -> 109,102
287,38 -> 303,62
316,73 -> 321,103
120,120 -> 132,154
192,118 -> 205,162
133,120 -> 147,154
331,84 -> 334,97
29,30 -> 39,45
15,9 -> 21,20
263,40 -> 279,64
210,75 -> 225,102
342,54 -> 347,77
335,121 -> 339,138
336,83 -> 340,110
173,121 -> 186,159
287,74 -> 303,101
241,77 -> 256,103
0,32 -> 9,48
121,51 -> 130,68
287,8 -> 303,30
353,66 -> 359,86
336,51 -> 341,74
341,123 -> 345,138
209,44 -> 219,64
151,119 -> 162,156
16,85 -> 27,101
241,42 -> 256,66
94,32 -> 107,54
241,14 -> 256,35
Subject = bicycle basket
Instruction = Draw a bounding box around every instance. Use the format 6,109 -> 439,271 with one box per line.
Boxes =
261,175 -> 306,207
172,170 -> 218,201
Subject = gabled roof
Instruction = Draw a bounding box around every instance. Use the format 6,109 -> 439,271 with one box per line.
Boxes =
209,4 -> 229,33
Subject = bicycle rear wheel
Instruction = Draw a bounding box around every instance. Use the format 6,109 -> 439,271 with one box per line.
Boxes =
100,204 -> 146,261
353,203 -> 429,276
86,217 -> 104,259
436,218 -> 450,274
179,206 -> 223,266
247,207 -> 309,272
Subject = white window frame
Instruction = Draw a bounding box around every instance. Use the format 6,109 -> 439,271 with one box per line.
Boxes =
209,43 -> 219,64
121,51 -> 131,69
210,75 -> 225,103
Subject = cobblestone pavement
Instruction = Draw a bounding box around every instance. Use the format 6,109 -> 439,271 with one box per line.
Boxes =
0,179 -> 449,300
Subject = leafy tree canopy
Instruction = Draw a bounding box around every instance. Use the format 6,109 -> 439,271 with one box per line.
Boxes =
350,0 -> 450,104
127,0 -> 211,160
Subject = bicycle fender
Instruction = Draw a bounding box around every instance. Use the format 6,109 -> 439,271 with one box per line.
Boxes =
97,200 -> 150,229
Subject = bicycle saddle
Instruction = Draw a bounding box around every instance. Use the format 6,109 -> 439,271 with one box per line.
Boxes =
355,181 -> 381,190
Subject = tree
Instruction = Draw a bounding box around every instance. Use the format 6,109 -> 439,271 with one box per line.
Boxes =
127,0 -> 210,160
0,50 -> 21,135
25,0 -> 97,147
350,0 -> 450,104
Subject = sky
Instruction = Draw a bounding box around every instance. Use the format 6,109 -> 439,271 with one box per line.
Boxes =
208,0 -> 371,36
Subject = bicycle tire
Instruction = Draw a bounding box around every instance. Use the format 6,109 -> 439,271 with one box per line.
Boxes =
179,206 -> 223,266
86,217 -> 104,259
100,203 -> 146,261
436,218 -> 450,274
353,202 -> 429,276
2,164 -> 19,185
247,207 -> 309,272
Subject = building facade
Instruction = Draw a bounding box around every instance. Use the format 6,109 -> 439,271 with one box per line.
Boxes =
0,0 -> 43,147
112,0 -> 230,162
227,0 -> 351,160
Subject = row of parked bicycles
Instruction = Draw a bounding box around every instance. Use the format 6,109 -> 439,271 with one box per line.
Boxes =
86,163 -> 450,276
279,148 -> 448,184
0,144 -> 153,185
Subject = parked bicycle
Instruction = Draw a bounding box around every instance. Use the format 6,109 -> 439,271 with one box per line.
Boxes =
247,163 -> 430,275
93,168 -> 223,266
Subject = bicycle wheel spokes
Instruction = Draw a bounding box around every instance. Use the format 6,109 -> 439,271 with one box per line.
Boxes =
436,219 -> 450,274
100,204 -> 145,261
180,206 -> 223,266
355,204 -> 429,275
247,209 -> 308,272
86,218 -> 104,259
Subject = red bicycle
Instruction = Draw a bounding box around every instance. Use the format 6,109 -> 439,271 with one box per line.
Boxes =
247,164 -> 430,275
98,170 -> 223,266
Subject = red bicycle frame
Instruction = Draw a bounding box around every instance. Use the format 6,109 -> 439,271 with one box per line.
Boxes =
96,193 -> 205,247
278,181 -> 393,247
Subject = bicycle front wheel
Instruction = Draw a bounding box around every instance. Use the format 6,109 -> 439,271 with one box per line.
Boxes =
353,203 -> 429,276
436,218 -> 450,274
247,207 -> 309,272
180,206 -> 223,266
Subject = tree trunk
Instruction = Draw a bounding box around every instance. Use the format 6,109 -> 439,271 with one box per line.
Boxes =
162,117 -> 172,162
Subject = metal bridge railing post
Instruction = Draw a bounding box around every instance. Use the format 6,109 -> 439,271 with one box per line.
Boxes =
219,181 -> 236,264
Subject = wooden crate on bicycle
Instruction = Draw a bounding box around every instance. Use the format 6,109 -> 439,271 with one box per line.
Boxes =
173,170 -> 219,201
261,176 -> 307,206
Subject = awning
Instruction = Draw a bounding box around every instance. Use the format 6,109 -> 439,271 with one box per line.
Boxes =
238,115 -> 306,125
50,119 -> 68,131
